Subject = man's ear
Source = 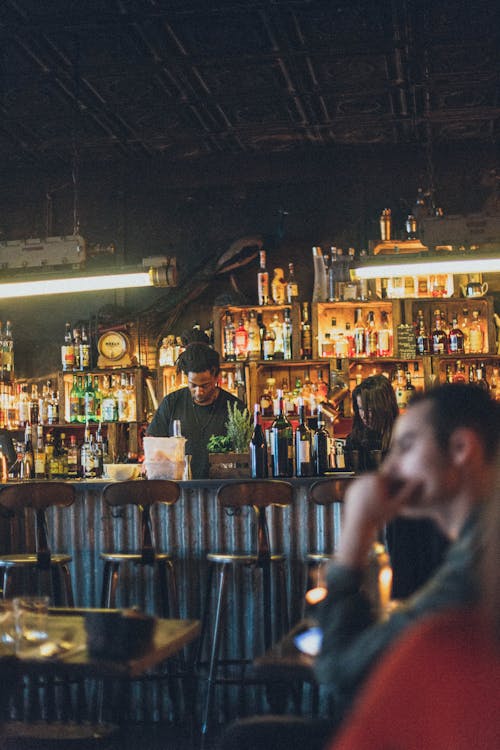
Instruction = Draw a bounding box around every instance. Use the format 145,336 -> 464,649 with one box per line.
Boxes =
448,428 -> 483,468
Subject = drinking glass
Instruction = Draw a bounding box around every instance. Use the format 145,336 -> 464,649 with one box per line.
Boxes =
0,599 -> 16,653
13,596 -> 49,655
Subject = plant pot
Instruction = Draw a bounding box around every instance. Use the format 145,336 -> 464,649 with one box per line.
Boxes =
208,452 -> 251,479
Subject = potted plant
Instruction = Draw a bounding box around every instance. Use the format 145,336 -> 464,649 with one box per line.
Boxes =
207,402 -> 253,478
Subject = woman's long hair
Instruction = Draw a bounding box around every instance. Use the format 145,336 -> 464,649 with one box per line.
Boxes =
349,374 -> 399,453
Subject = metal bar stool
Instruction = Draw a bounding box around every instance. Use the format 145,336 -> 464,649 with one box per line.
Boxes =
100,479 -> 180,618
0,481 -> 75,605
306,477 -> 351,579
197,479 -> 293,742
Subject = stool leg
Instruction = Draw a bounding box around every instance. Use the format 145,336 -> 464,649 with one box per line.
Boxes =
105,563 -> 120,608
101,561 -> 112,608
261,559 -> 272,651
201,564 -> 227,743
196,563 -> 214,668
60,565 -> 75,607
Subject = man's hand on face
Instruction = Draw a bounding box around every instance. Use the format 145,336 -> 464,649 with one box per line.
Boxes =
334,472 -> 423,570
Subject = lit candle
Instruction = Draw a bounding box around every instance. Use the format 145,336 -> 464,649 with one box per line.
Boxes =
378,564 -> 393,615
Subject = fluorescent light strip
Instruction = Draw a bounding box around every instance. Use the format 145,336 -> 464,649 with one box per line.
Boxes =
0,272 -> 154,300
352,257 -> 500,280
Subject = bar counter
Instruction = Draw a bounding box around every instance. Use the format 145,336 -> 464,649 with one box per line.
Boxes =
0,477 -> 348,622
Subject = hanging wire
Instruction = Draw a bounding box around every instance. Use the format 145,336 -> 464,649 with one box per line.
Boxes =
71,35 -> 81,237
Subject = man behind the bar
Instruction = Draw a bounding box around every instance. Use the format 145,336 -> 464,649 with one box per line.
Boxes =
220,383 -> 500,750
147,333 -> 245,479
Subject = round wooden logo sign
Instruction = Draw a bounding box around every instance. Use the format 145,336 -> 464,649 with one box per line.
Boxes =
97,331 -> 129,361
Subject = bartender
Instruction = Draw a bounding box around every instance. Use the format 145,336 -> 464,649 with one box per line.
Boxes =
147,332 -> 245,478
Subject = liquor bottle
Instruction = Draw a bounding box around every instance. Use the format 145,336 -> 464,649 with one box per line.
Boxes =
93,376 -> 102,422
312,404 -> 330,476
44,432 -> 54,479
353,308 -> 366,356
72,327 -> 81,371
2,321 -> 14,382
62,322 -> 75,371
80,325 -> 91,370
38,382 -> 49,425
270,313 -> 284,360
18,385 -> 30,428
294,399 -> 312,477
344,322 -> 354,357
334,329 -> 349,358
29,384 -> 39,425
316,369 -> 329,403
460,308 -> 470,354
394,365 -> 409,411
247,310 -> 261,361
327,247 -> 339,302
47,387 -> 59,425
271,268 -> 286,304
283,308 -> 293,360
101,375 -> 117,422
116,374 -> 129,422
365,311 -> 377,357
405,369 -> 416,401
431,310 -> 447,355
80,424 -> 96,478
262,321 -> 276,361
256,313 -> 266,359
377,310 -> 392,357
34,424 -> 46,479
259,379 -> 274,417
67,434 -> 80,478
312,246 -> 327,302
93,423 -> 104,477
448,317 -> 465,355
22,423 -> 34,479
300,302 -> 312,359
69,375 -> 81,424
83,374 -> 97,423
270,389 -> 293,478
234,317 -> 249,360
469,310 -> 484,354
250,404 -> 268,478
223,310 -> 236,362
415,309 -> 430,355
452,360 -> 466,383
257,250 -> 270,305
127,373 -> 137,422
286,262 -> 299,303
476,362 -> 489,392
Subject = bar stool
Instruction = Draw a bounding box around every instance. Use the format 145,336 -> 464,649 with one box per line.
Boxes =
0,481 -> 75,605
197,479 -> 293,741
306,476 -> 352,587
100,479 -> 180,618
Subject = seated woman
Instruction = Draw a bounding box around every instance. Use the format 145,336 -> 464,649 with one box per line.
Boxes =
328,455 -> 500,750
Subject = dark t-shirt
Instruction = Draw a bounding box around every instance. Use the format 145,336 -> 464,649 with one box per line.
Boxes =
146,387 -> 245,478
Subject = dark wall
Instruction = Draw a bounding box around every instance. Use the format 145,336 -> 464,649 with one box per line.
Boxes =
0,141 -> 497,378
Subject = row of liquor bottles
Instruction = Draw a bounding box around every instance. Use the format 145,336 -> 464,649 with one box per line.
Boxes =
250,395 -> 345,478
68,373 -> 137,424
20,423 -> 113,480
219,302 -> 490,364
0,371 -> 139,430
61,322 -> 92,371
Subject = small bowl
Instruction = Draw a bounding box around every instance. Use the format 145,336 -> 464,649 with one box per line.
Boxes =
85,610 -> 156,660
103,464 -> 140,482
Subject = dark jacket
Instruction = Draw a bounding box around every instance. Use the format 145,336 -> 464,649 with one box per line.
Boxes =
312,509 -> 481,717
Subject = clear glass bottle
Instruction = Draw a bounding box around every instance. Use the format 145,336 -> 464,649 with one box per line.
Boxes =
300,302 -> 312,360
312,404 -> 330,476
234,317 -> 249,360
365,311 -> 378,357
223,311 -> 236,362
353,308 -> 366,356
286,262 -> 299,303
247,310 -> 261,361
294,399 -> 312,477
469,310 -> 484,353
257,249 -> 270,306
270,313 -> 284,359
250,404 -> 268,478
270,389 -> 293,477
283,308 -> 293,360
377,310 -> 392,357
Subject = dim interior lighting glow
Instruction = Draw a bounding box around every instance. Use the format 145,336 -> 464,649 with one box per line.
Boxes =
351,255 -> 500,280
0,271 -> 154,300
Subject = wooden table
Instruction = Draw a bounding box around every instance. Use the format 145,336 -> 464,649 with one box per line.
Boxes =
0,610 -> 201,746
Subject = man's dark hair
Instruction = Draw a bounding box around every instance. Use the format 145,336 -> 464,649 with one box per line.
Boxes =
410,383 -> 500,460
176,342 -> 220,376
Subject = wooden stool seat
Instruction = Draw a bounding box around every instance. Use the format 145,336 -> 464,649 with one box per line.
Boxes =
0,481 -> 75,606
197,479 -> 293,744
100,479 -> 180,618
